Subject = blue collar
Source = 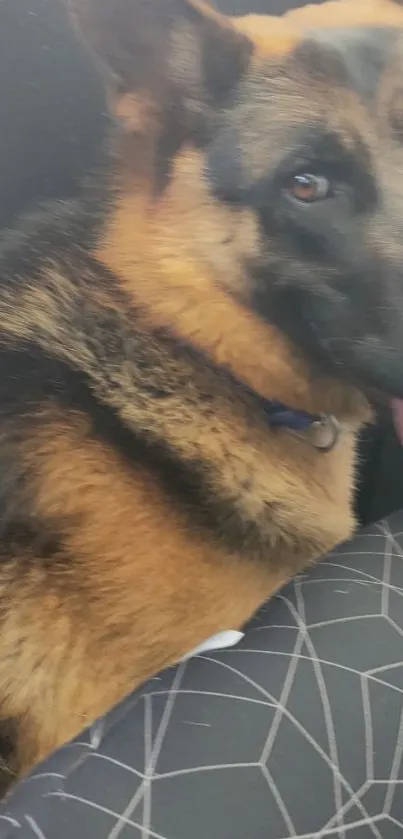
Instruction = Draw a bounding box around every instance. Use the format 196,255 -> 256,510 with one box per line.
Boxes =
257,397 -> 341,452
260,399 -> 321,431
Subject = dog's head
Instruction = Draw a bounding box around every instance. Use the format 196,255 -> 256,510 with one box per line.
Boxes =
69,0 -> 403,419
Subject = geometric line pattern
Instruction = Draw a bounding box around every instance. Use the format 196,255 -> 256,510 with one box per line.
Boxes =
1,512 -> 403,837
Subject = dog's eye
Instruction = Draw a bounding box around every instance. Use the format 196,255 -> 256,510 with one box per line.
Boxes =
287,173 -> 331,203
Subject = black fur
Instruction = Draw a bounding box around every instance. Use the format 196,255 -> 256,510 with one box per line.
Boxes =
0,318 -> 283,564
302,27 -> 400,100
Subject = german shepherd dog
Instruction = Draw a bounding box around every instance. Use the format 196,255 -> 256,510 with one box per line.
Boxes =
1,0 -> 403,794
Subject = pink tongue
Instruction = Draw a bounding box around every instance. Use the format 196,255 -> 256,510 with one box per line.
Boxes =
391,399 -> 403,444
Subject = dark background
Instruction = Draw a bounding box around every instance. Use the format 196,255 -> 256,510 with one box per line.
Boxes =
0,0 -> 401,524
0,0 -> 318,229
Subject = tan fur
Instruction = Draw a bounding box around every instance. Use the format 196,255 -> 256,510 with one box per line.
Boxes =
2,400 -> 355,777
233,0 -> 403,39
283,0 -> 403,29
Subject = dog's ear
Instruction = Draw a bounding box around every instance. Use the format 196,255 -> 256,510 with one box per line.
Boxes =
68,0 -> 252,132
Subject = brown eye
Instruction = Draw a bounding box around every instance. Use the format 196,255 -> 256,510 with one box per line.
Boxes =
288,173 -> 331,202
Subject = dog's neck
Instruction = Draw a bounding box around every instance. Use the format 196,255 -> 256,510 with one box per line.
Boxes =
92,182 -> 369,428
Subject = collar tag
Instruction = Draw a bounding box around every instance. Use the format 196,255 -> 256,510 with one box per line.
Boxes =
289,413 -> 341,452
242,387 -> 341,453
259,396 -> 341,453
